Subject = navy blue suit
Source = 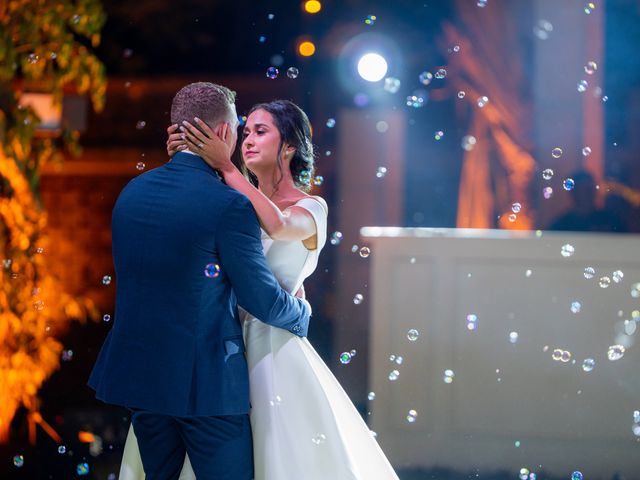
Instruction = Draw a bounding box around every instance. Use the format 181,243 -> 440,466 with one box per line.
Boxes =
89,152 -> 310,478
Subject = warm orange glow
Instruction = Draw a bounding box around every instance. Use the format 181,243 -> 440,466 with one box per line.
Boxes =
304,0 -> 321,14
78,431 -> 96,443
0,148 -> 97,443
298,40 -> 316,57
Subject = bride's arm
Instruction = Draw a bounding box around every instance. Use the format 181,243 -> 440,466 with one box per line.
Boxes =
181,118 -> 319,242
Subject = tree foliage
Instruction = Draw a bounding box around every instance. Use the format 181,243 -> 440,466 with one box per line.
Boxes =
0,0 -> 106,443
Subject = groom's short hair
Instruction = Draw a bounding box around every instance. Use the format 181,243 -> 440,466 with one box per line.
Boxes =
171,82 -> 236,128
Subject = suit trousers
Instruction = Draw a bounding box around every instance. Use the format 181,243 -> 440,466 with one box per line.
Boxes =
131,410 -> 253,480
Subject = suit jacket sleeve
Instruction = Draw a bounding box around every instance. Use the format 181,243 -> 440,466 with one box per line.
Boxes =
217,194 -> 310,336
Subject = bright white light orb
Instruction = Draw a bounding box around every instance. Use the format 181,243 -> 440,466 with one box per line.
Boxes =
357,53 -> 388,82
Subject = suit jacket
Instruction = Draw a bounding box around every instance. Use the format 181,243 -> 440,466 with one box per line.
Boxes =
88,152 -> 310,416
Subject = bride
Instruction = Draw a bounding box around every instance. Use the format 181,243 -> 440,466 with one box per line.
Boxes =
119,99 -> 398,479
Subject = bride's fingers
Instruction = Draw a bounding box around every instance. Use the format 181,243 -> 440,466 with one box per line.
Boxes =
167,124 -> 179,134
183,130 -> 206,149
168,132 -> 183,143
193,117 -> 216,139
181,121 -> 207,144
168,139 -> 187,152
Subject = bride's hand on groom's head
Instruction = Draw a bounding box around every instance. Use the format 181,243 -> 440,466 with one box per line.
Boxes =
166,124 -> 187,157
181,118 -> 234,172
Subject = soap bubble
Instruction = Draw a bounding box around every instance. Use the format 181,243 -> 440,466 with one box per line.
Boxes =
434,68 -> 447,79
339,352 -> 352,364
542,168 -> 554,180
359,247 -> 371,258
543,186 -> 553,199
584,267 -> 595,279
582,146 -> 592,156
376,166 -> 388,178
204,263 -> 220,278
102,275 -> 112,285
612,270 -> 624,283
286,67 -> 299,79
457,91 -> 466,99
407,329 -> 419,341
266,67 -> 279,79
578,80 -> 588,92
13,455 -> 24,467
551,147 -> 563,158
607,344 -> 625,361
560,244 -> 575,257
599,276 -> 611,288
582,358 -> 595,372
388,370 -> 400,381
326,118 -> 336,128
477,96 -> 489,108
563,178 -> 575,191
353,294 -> 364,305
570,301 -> 582,314
368,391 -> 376,400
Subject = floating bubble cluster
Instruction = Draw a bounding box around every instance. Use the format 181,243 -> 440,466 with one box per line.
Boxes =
406,409 -> 418,423
461,135 -> 477,151
419,71 -> 433,85
477,96 -> 489,108
534,19 -> 553,40
376,166 -> 388,178
330,232 -> 343,245
443,369 -> 455,384
577,80 -> 588,93
543,186 -> 553,199
353,294 -> 364,305
467,314 -> 478,331
388,370 -> 400,381
384,77 -> 401,93
434,68 -> 447,79
311,433 -> 327,445
434,130 -> 444,140
77,463 -> 90,475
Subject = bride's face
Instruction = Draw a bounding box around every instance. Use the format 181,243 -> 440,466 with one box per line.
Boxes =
242,109 -> 287,171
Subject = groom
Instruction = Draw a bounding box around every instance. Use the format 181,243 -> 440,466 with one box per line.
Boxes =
88,82 -> 311,479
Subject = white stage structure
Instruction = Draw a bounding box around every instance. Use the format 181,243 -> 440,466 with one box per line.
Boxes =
362,228 -> 640,477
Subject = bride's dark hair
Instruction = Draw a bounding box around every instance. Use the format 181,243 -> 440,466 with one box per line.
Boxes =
232,99 -> 316,192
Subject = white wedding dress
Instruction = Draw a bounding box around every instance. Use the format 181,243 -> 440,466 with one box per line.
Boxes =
119,196 -> 398,479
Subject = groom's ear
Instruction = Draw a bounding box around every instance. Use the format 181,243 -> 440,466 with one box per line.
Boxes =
213,122 -> 226,139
